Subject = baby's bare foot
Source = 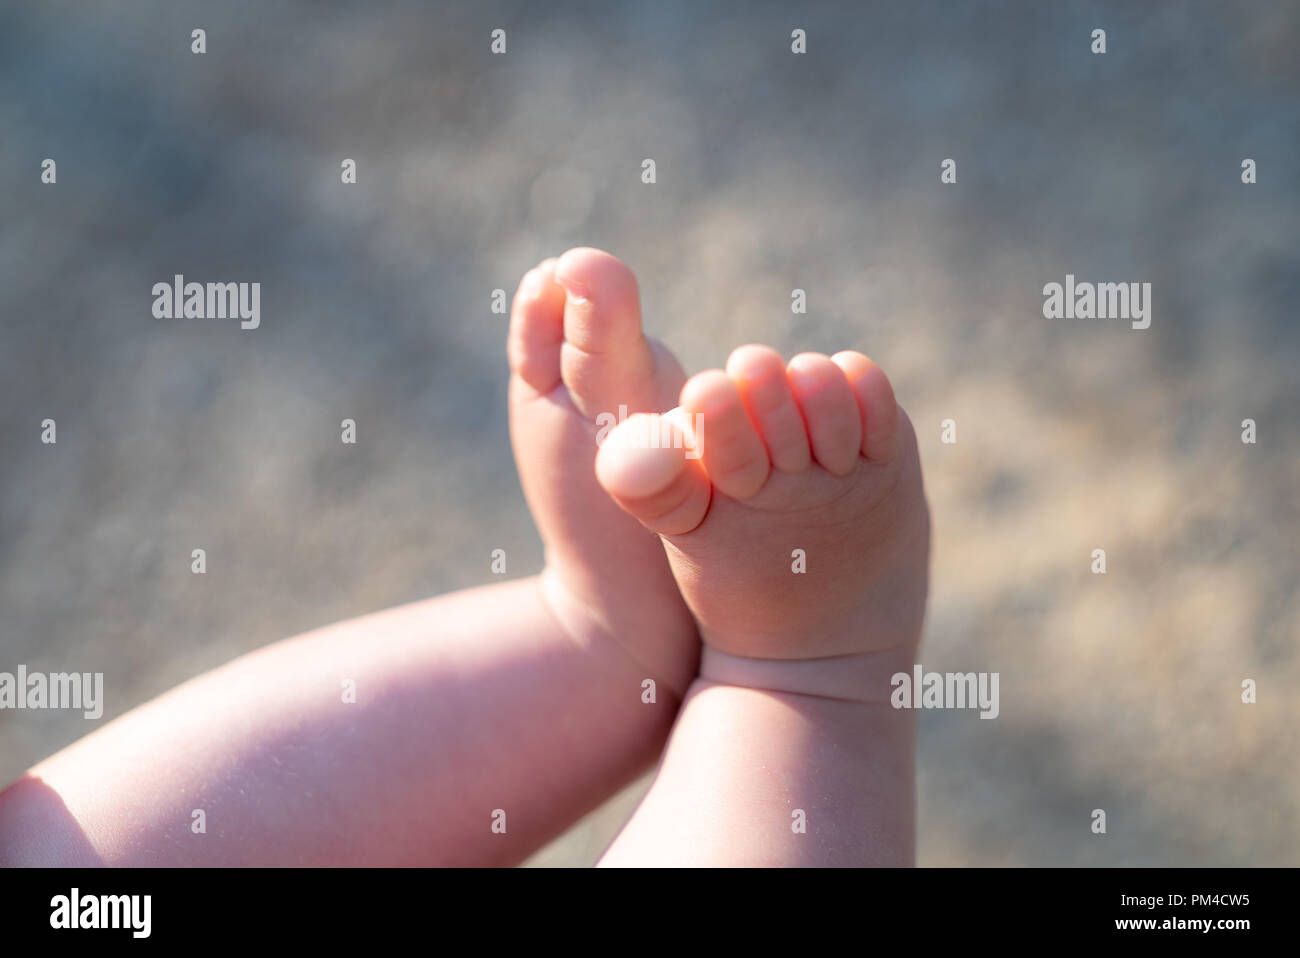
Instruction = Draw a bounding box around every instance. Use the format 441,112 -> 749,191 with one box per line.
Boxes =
595,345 -> 930,701
508,248 -> 698,695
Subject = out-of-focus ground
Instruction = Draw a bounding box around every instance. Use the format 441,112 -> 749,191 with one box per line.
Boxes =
1,1 -> 1297,865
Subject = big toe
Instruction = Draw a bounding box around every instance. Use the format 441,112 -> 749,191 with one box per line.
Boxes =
595,410 -> 712,536
554,247 -> 667,419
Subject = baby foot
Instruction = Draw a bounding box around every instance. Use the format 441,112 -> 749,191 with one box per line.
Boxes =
594,345 -> 930,700
508,248 -> 698,695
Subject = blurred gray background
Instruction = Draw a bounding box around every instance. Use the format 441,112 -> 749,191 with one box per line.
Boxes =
1,0 -> 1297,865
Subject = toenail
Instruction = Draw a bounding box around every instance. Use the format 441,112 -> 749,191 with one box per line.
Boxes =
787,367 -> 829,396
555,274 -> 590,306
